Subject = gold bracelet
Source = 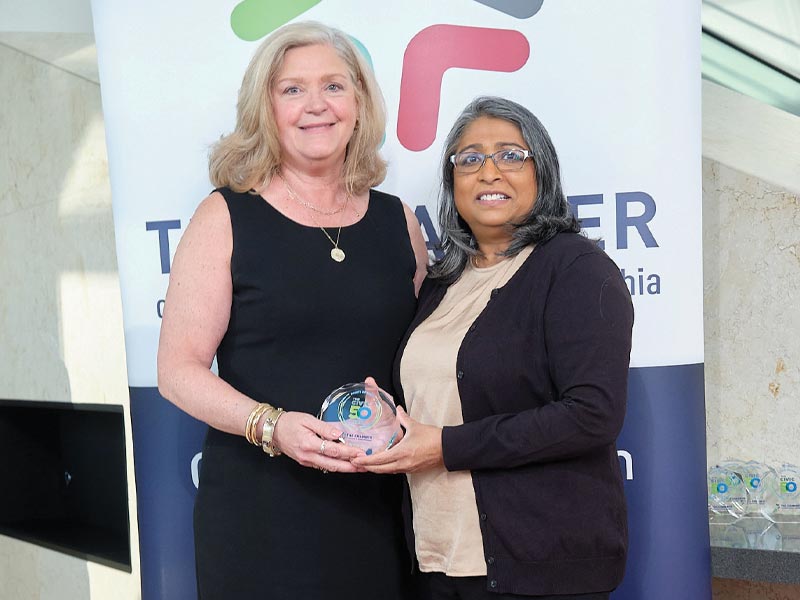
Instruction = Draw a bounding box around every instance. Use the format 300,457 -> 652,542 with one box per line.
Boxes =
249,404 -> 271,446
244,403 -> 270,446
261,407 -> 285,457
244,404 -> 261,444
244,405 -> 259,444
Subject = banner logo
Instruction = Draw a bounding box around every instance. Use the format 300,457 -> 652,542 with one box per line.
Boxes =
231,0 -> 322,41
397,25 -> 529,151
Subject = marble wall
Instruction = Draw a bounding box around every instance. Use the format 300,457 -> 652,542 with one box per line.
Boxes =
703,157 -> 800,470
0,39 -> 141,599
703,81 -> 800,600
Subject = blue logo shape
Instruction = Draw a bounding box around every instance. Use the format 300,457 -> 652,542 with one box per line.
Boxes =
750,477 -> 760,489
473,0 -> 544,18
717,483 -> 728,494
788,481 -> 798,493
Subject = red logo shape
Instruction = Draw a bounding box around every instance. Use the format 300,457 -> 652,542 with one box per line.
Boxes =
397,25 -> 530,151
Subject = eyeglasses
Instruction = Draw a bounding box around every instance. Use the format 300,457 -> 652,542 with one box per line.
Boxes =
449,148 -> 532,174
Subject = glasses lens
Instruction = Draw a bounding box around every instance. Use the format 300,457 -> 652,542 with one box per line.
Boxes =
494,149 -> 527,171
454,152 -> 485,172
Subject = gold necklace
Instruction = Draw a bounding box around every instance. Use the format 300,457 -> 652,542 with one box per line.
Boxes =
319,195 -> 348,262
282,175 -> 346,216
282,177 -> 353,262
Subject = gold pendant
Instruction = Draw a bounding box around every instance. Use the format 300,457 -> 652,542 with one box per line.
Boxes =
330,248 -> 345,262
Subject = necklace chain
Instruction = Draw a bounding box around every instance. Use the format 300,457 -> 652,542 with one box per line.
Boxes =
281,175 -> 354,262
282,175 -> 346,216
315,207 -> 344,249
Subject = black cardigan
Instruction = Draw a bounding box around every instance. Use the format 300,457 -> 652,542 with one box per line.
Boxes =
393,232 -> 634,596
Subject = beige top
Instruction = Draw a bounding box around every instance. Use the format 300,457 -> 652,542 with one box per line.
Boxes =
400,246 -> 533,575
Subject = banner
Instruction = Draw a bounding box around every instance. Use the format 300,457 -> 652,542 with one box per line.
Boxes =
92,2 -> 709,598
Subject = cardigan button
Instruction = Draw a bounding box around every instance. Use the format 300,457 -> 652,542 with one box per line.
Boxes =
486,556 -> 495,565
457,370 -> 464,380
489,579 -> 498,589
490,288 -> 500,298
480,512 -> 487,521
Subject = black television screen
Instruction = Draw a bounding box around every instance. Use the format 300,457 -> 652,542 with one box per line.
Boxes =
0,400 -> 131,571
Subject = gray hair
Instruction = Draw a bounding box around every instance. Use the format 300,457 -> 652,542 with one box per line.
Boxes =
429,96 -> 579,283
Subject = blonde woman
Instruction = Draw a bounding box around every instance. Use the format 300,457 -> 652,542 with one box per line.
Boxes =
157,21 -> 427,599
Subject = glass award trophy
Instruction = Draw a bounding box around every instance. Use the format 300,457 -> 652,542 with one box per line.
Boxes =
318,381 -> 400,455
761,464 -> 800,552
708,462 -> 748,549
761,463 -> 800,523
708,464 -> 747,523
730,460 -> 775,548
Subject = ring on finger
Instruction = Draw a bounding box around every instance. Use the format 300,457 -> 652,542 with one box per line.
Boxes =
319,440 -> 327,455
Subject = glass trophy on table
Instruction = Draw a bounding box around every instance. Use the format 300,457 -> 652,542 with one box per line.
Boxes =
318,380 -> 400,455
708,463 -> 748,548
731,460 -> 777,549
761,463 -> 800,552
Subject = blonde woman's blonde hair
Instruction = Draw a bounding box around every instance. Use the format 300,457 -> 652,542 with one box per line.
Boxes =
209,21 -> 387,194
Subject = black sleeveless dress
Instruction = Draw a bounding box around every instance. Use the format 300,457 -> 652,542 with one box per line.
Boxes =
193,187 -> 417,599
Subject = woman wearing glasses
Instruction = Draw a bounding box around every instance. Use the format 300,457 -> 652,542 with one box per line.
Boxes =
355,96 -> 633,599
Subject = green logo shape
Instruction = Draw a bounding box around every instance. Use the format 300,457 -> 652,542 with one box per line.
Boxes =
231,0 -> 322,41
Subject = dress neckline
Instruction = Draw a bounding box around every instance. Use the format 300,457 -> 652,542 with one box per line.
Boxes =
253,188 -> 371,230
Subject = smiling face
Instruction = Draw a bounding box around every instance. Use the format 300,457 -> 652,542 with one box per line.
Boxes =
452,116 -> 537,248
271,43 -> 358,172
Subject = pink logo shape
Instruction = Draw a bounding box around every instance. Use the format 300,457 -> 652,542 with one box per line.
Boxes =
397,25 -> 530,151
